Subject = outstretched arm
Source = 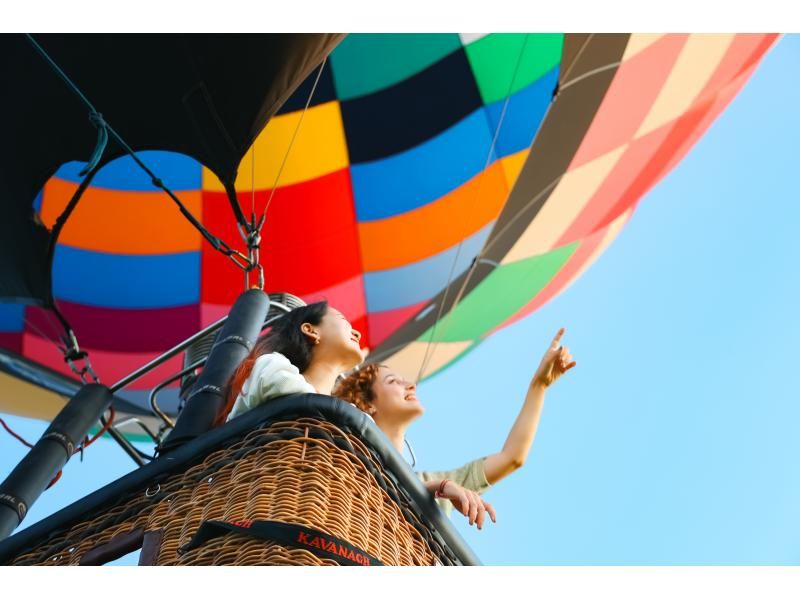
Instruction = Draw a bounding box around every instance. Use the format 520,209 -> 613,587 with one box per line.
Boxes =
483,328 -> 576,485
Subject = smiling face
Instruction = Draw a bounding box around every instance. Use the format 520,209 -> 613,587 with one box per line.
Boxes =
368,365 -> 425,426
302,306 -> 364,369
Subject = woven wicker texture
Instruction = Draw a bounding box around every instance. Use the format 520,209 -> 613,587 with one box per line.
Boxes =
9,417 -> 458,566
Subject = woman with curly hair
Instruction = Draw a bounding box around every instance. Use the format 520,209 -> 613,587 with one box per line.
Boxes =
214,300 -> 492,525
333,329 -> 576,529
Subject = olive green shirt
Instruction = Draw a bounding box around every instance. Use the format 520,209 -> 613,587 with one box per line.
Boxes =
416,457 -> 491,517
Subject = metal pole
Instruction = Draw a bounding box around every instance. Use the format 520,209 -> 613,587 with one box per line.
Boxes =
108,301 -> 291,395
148,311 -> 289,431
65,300 -> 289,466
109,316 -> 229,394
102,417 -> 146,466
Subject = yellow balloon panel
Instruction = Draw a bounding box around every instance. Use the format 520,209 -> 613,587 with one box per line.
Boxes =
202,101 -> 349,192
0,371 -> 67,422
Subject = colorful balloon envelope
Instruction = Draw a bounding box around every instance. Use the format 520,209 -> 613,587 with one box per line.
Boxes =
0,33 -> 778,428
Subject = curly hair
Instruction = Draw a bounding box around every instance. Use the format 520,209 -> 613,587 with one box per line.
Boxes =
331,363 -> 383,414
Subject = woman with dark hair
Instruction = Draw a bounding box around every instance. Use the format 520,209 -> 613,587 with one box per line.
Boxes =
214,301 -> 365,425
216,301 -> 496,526
333,329 -> 576,529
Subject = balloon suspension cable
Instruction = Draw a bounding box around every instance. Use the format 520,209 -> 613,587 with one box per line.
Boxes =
414,34 -> 598,382
24,34 -> 254,279
257,57 -> 327,235
47,302 -> 148,466
236,142 -> 264,290
417,35 -> 606,354
467,34 -> 598,261
235,57 -> 327,291
22,33 -> 265,466
415,35 -> 532,382
234,218 -> 263,290
47,156 -> 101,263
22,315 -> 62,355
22,312 -> 117,466
46,303 -> 99,385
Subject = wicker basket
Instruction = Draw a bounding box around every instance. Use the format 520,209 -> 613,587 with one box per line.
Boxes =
8,413 -> 461,566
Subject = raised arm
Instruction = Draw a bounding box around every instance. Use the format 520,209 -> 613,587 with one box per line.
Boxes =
483,328 -> 576,484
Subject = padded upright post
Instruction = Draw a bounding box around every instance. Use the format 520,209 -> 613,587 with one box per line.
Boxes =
160,289 -> 270,452
0,383 -> 113,540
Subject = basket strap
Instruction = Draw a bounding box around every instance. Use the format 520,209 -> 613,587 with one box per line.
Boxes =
179,519 -> 384,566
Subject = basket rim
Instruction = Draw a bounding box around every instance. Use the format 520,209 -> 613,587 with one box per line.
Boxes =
0,394 -> 481,566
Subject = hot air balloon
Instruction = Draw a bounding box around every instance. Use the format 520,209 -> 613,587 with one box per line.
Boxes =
0,32 -> 779,566
0,33 -> 777,437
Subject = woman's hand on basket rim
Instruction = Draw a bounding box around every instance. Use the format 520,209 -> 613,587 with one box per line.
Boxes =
437,481 -> 496,530
530,327 -> 577,389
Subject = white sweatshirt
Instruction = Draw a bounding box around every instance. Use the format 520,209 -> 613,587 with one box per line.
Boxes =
226,352 -> 316,422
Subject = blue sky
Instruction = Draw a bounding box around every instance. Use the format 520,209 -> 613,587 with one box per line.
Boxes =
2,34 -> 799,566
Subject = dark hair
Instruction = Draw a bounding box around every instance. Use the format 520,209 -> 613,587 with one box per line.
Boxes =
262,300 -> 328,373
214,301 -> 328,426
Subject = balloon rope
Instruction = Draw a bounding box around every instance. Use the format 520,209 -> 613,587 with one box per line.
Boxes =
23,315 -> 62,353
416,34 -> 599,381
258,57 -> 328,234
47,167 -> 99,265
22,302 -> 77,358
416,34 -> 531,382
0,418 -> 61,487
25,34 -> 255,276
460,34 -> 607,259
0,417 -> 34,448
41,308 -> 68,349
0,417 -> 62,487
0,410 -> 116,489
558,34 -> 596,84
84,406 -> 116,448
